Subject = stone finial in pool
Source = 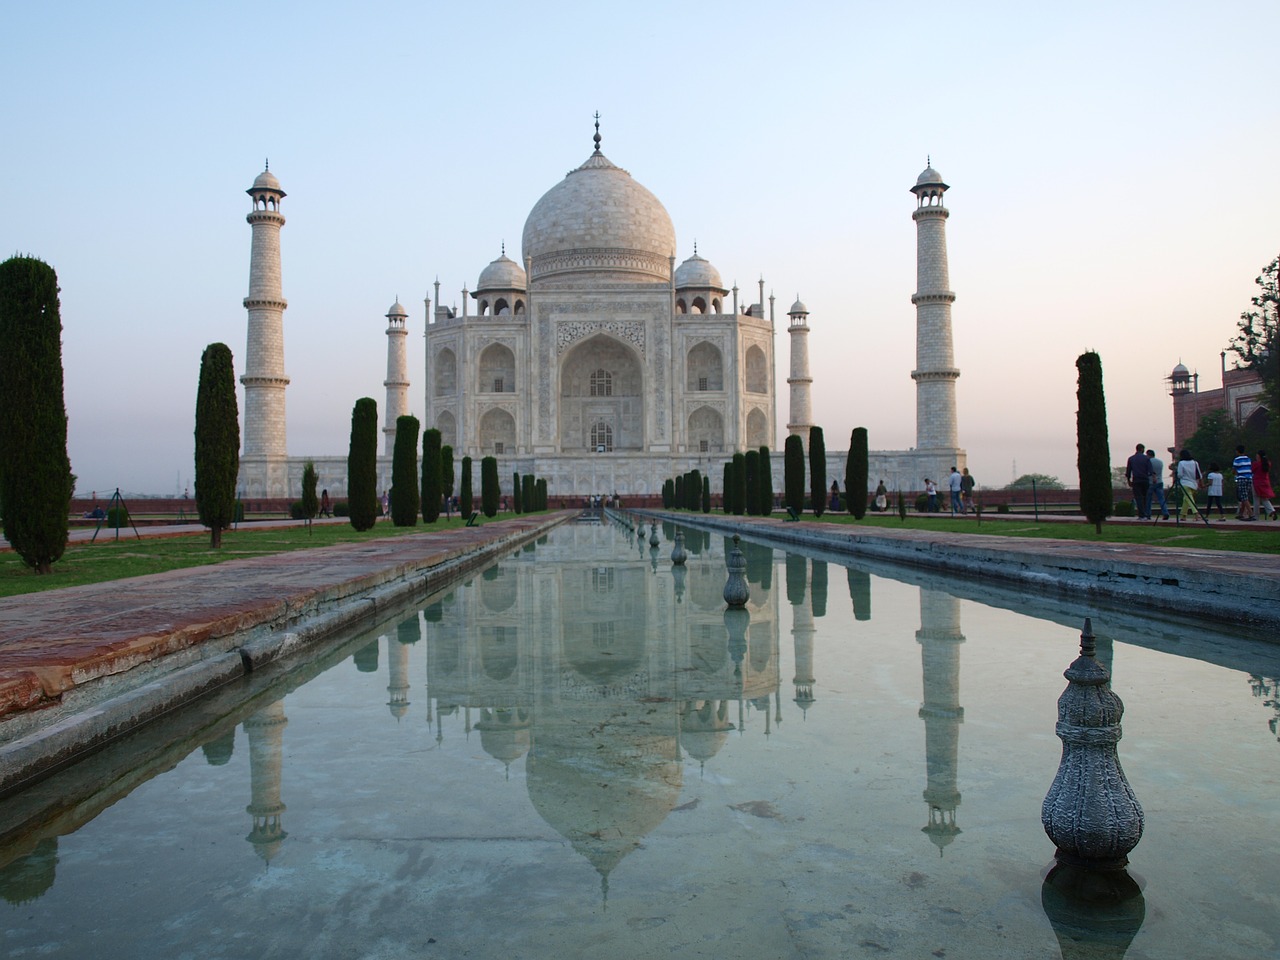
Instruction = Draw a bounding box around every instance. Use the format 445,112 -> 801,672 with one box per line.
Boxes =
723,535 -> 749,608
638,523 -> 646,541
1042,618 -> 1144,870
649,524 -> 660,547
671,529 -> 687,566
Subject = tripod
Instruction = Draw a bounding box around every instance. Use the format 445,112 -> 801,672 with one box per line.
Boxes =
91,487 -> 142,542
1170,473 -> 1210,528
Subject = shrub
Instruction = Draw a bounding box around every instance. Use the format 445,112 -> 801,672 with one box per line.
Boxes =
334,500 -> 349,518
347,397 -> 379,531
1112,499 -> 1135,517
997,503 -> 1010,514
106,505 -> 129,529
288,501 -> 307,520
480,456 -> 499,517
915,494 -> 929,513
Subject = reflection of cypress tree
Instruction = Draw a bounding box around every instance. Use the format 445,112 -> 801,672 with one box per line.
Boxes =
744,539 -> 769,585
353,639 -> 380,673
786,554 -> 807,606
811,561 -> 828,618
201,728 -> 236,766
424,601 -> 444,623
847,567 -> 872,622
0,837 -> 58,905
396,616 -> 421,645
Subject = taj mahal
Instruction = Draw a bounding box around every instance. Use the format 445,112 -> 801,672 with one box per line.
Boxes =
237,122 -> 964,500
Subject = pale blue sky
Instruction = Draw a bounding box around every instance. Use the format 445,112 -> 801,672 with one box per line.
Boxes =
4,1 -> 1277,495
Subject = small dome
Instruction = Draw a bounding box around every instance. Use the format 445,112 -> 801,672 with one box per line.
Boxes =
1171,362 -> 1189,378
916,165 -> 944,186
251,168 -> 282,192
386,299 -> 407,319
789,297 -> 808,315
674,252 -> 725,292
477,253 -> 528,292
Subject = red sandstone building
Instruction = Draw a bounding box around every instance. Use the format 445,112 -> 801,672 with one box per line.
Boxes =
1169,356 -> 1269,451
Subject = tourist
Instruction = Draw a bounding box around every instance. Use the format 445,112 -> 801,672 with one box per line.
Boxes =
1232,445 -> 1254,520
381,490 -> 390,518
924,478 -> 938,512
1252,450 -> 1275,520
1175,449 -> 1202,519
1146,449 -> 1169,520
829,480 -> 840,511
947,467 -> 963,516
874,480 -> 888,512
320,489 -> 331,518
1205,463 -> 1226,520
1125,443 -> 1152,519
960,468 -> 976,513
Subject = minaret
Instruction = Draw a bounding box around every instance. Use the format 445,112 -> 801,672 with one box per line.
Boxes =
241,164 -> 290,495
910,161 -> 961,459
786,297 -> 813,438
917,588 -> 964,853
383,299 -> 409,455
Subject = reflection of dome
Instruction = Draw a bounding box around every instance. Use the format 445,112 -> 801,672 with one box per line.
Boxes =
680,700 -> 733,763
477,253 -> 527,291
201,729 -> 236,766
477,707 -> 532,771
522,150 -> 676,283
674,252 -> 725,291
526,734 -> 682,884
0,837 -> 58,905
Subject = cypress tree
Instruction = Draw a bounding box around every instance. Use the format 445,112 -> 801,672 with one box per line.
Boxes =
784,434 -> 805,516
480,456 -> 499,517
809,426 -> 827,518
744,450 -> 760,516
662,478 -> 673,508
689,469 -> 702,512
421,428 -> 442,523
523,474 -> 535,512
390,415 -> 420,526
701,474 -> 711,513
0,256 -> 73,572
193,342 -> 240,549
759,446 -> 773,516
347,397 -> 379,531
512,471 -> 523,514
1076,351 -> 1113,534
301,460 -> 318,528
847,427 -> 868,520
674,474 -> 684,510
441,445 -> 455,504
723,461 -> 733,513
732,452 -> 747,516
536,477 -> 547,511
460,457 -> 473,515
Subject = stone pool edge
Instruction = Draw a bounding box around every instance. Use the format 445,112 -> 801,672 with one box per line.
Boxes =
0,514 -> 569,797
639,511 -> 1280,632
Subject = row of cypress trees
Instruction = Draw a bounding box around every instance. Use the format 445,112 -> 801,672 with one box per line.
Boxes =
662,469 -> 710,512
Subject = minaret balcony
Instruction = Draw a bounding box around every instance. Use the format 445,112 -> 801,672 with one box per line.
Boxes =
910,292 -> 955,305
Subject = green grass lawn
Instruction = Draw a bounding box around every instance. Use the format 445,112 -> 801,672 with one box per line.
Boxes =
0,517 -> 480,598
763,511 -> 1280,554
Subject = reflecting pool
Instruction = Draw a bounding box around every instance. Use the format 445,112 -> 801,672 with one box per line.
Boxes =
2,520 -> 1278,959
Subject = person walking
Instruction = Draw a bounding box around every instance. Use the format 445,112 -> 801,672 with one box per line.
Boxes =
925,479 -> 938,513
319,489 -> 331,518
1146,449 -> 1169,520
947,467 -> 963,516
1174,448 -> 1202,519
1253,450 -> 1275,519
960,468 -> 976,514
874,480 -> 888,512
1205,463 -> 1226,520
1232,445 -> 1255,520
1125,443 -> 1153,519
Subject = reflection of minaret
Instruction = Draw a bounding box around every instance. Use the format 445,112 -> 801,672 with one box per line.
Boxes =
791,558 -> 815,715
917,589 -> 964,853
387,633 -> 411,720
244,699 -> 288,863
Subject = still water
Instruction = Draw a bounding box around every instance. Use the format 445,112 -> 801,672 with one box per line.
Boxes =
1,520 -> 1278,959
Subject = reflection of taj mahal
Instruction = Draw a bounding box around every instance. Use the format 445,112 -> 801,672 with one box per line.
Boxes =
236,120 -> 965,498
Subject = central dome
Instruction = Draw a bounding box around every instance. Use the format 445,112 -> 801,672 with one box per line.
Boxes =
522,150 -> 676,283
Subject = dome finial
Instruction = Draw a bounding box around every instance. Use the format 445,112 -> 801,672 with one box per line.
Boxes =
501,240 -> 505,256
693,239 -> 698,256
926,154 -> 930,167
265,157 -> 269,171
593,111 -> 602,153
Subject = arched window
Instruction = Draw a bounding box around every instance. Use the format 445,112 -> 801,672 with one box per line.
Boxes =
691,297 -> 706,314
591,422 -> 613,452
478,299 -> 490,316
494,298 -> 510,315
676,299 -> 687,315
514,300 -> 526,315
590,369 -> 612,397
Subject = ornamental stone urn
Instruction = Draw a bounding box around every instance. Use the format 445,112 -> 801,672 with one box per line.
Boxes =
671,529 -> 687,566
649,524 -> 660,547
1042,618 -> 1144,870
723,535 -> 749,608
